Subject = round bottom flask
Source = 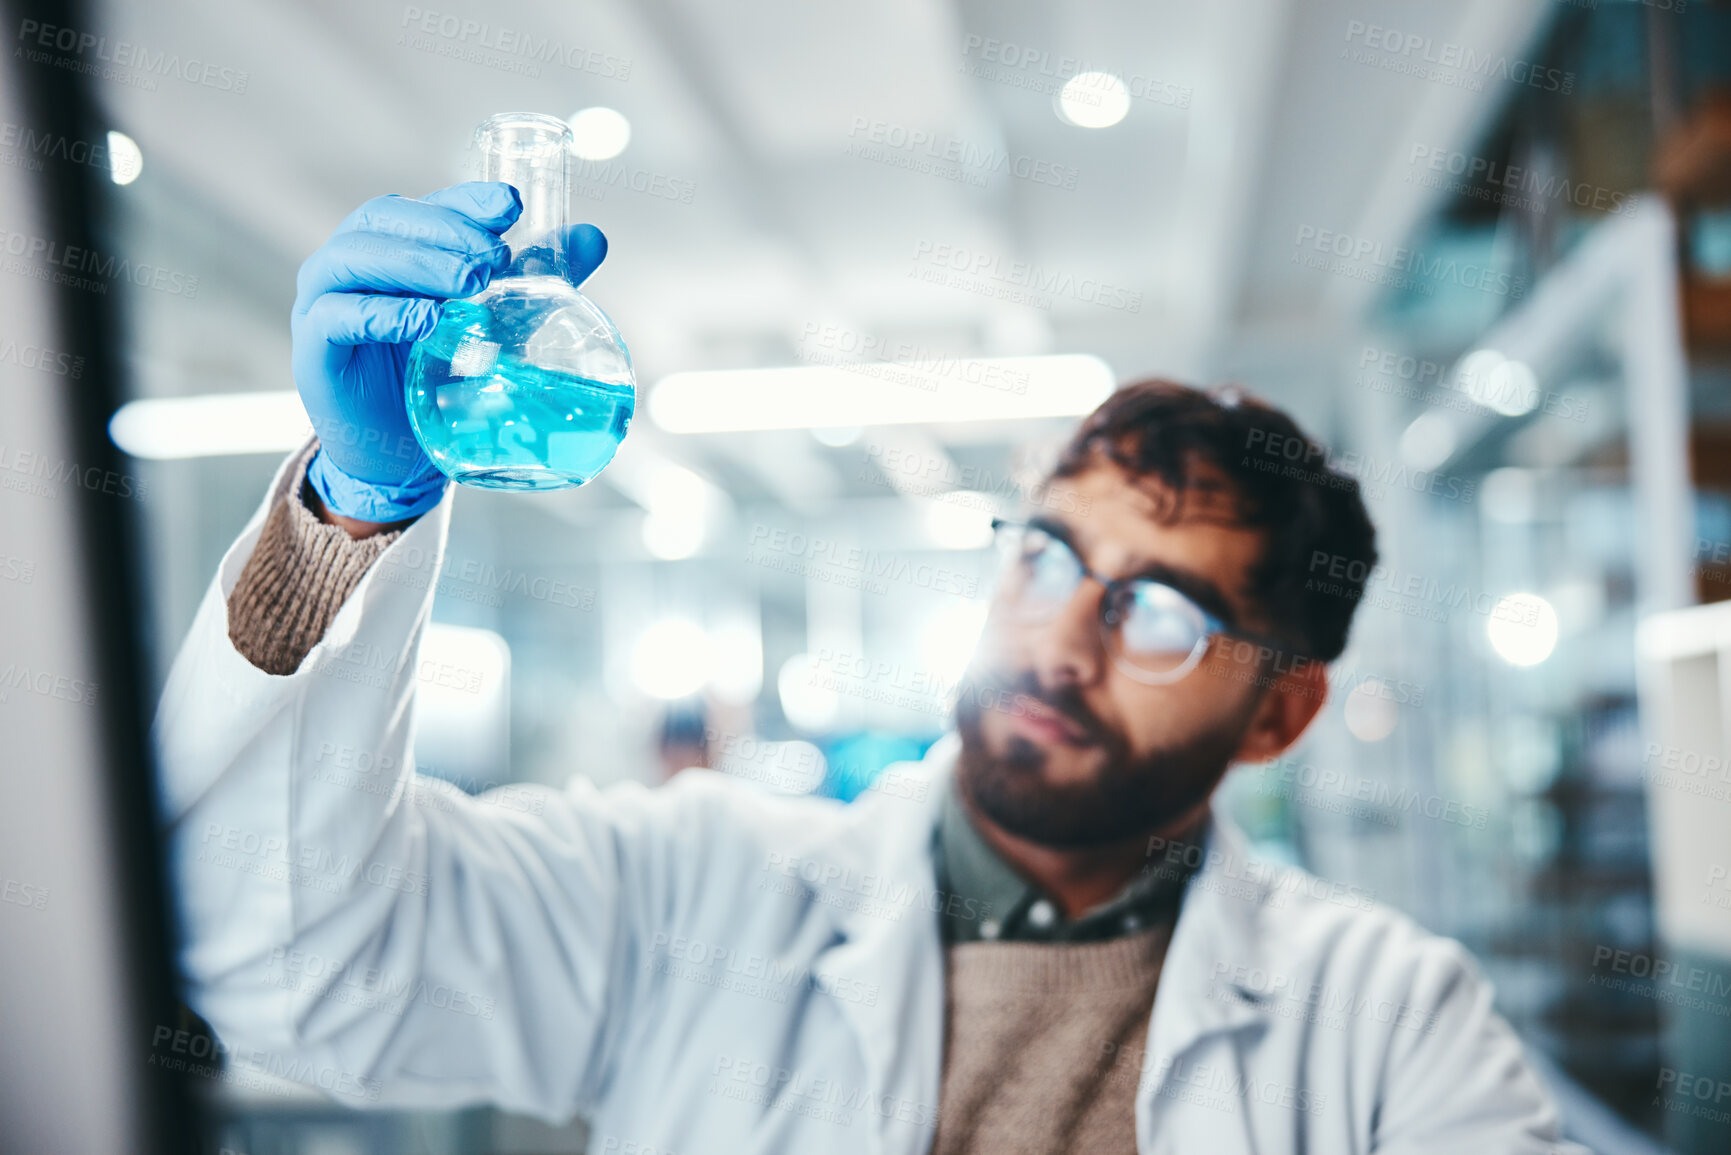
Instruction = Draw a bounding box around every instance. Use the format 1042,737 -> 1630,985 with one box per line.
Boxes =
404,112 -> 635,491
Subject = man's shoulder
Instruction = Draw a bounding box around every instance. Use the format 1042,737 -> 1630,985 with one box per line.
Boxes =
1193,823 -> 1478,992
1219,847 -> 1483,1012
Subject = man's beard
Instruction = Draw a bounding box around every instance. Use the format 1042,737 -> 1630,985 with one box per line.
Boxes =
953,667 -> 1251,848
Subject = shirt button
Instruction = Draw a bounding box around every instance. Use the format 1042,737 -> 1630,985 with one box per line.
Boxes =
1027,900 -> 1056,929
979,919 -> 1002,941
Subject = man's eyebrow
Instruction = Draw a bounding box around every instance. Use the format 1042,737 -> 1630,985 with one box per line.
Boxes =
1027,514 -> 1242,628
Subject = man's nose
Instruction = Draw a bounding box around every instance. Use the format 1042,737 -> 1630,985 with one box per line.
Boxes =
1030,579 -> 1107,688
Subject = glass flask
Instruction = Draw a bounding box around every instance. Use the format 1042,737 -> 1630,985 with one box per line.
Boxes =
405,111 -> 635,490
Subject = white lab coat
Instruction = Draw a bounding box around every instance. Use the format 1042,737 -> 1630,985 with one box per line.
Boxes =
155,446 -> 1584,1154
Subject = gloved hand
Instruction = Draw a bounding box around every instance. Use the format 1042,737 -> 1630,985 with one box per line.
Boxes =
291,181 -> 609,523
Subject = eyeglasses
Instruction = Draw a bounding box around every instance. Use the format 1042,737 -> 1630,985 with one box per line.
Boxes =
990,518 -> 1292,685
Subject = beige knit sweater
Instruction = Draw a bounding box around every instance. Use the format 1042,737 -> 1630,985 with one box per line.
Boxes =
933,925 -> 1171,1154
226,444 -> 1169,1152
226,440 -> 407,674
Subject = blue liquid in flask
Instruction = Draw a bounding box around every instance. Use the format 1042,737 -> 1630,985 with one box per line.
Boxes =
405,285 -> 635,490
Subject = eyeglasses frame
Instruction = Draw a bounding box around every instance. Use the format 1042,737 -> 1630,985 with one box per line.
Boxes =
989,517 -> 1300,686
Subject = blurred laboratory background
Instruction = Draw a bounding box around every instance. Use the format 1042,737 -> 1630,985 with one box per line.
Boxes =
6,0 -> 1731,1151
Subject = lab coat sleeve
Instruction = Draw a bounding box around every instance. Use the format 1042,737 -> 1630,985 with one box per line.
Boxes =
1368,932 -> 1589,1155
152,452 -> 656,1122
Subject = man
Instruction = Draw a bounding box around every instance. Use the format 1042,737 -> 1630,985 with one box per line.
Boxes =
155,183 -> 1579,1153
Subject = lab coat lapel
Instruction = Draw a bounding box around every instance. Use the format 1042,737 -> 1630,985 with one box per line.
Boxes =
1137,812 -> 1274,1141
783,742 -> 1281,1155
781,739 -> 954,1155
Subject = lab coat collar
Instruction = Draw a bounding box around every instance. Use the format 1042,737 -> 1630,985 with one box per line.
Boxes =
782,734 -> 1278,1155
777,733 -> 955,1155
1140,808 -> 1278,1092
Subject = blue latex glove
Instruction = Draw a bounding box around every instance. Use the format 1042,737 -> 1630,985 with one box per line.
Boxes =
291,181 -> 609,522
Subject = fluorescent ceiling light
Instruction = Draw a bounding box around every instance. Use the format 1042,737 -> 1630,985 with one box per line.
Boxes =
1486,593 -> 1559,667
924,495 -> 996,549
648,354 -> 1115,434
109,391 -> 311,459
632,619 -> 713,699
1398,410 -> 1456,470
1057,72 -> 1131,129
568,107 -> 630,160
106,130 -> 143,185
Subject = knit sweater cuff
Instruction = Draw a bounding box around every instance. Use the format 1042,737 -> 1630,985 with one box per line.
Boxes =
226,440 -> 408,675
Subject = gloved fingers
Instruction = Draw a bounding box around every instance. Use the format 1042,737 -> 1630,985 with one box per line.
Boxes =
297,232 -> 503,307
415,181 -> 524,231
336,183 -> 519,242
302,292 -> 443,348
565,223 -> 608,286
341,191 -> 517,259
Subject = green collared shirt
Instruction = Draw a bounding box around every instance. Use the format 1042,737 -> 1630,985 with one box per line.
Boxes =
931,773 -> 1200,945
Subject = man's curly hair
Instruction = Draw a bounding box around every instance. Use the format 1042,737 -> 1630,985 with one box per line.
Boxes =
1040,378 -> 1378,663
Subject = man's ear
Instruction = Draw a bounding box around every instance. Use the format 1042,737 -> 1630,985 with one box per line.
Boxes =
1231,656 -> 1329,765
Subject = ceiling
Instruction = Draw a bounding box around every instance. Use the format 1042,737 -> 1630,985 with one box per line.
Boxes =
98,0 -> 1554,551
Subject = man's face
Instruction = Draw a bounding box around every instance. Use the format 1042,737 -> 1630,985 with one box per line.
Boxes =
954,458 -> 1278,847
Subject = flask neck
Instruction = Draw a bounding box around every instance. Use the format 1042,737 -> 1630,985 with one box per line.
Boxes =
477,114 -> 571,279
